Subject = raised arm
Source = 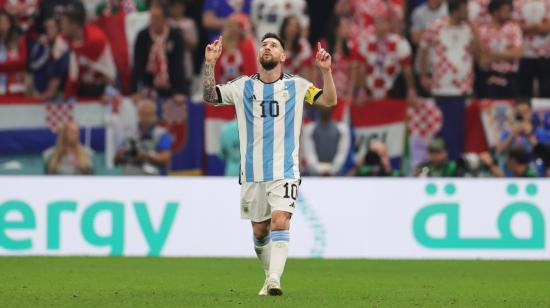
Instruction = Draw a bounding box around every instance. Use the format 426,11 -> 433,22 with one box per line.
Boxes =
314,42 -> 337,107
203,36 -> 223,104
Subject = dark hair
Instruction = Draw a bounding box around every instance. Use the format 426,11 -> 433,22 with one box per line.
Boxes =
508,147 -> 531,165
279,15 -> 301,56
515,98 -> 531,108
448,0 -> 468,14
488,0 -> 512,14
150,1 -> 171,17
325,16 -> 350,57
0,10 -> 20,49
261,32 -> 285,50
62,2 -> 86,26
169,0 -> 190,6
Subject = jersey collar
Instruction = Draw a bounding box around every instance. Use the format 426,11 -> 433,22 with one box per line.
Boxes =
255,72 -> 284,84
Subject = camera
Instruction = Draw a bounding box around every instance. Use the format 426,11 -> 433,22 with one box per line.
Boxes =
126,139 -> 139,158
455,153 -> 482,177
515,114 -> 524,122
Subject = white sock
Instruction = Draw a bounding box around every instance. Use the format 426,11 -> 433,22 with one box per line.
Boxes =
268,230 -> 289,280
253,234 -> 271,276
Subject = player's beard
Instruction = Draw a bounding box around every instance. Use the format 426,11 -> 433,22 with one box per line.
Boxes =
260,57 -> 279,71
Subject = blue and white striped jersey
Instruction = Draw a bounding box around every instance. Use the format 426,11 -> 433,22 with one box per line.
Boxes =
215,72 -> 323,182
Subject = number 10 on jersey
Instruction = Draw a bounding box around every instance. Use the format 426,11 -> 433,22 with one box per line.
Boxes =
260,100 -> 280,118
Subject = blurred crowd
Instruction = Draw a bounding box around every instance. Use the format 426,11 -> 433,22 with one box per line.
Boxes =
1,0 -> 550,177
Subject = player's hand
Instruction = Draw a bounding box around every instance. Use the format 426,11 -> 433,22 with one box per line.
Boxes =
315,42 -> 332,72
205,36 -> 223,65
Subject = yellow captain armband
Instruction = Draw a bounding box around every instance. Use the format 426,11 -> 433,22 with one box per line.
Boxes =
304,85 -> 323,105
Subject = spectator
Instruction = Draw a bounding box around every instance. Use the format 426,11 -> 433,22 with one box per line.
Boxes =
480,147 -> 538,177
0,10 -> 26,96
419,0 -> 477,98
469,0 -> 491,26
478,0 -> 523,99
2,0 -> 39,33
33,0 -> 80,38
169,0 -> 198,82
214,13 -> 256,84
495,100 -> 550,156
95,0 -> 147,18
409,0 -> 448,96
302,105 -> 350,176
202,0 -> 251,42
349,140 -> 397,176
321,16 -> 361,121
415,138 -> 457,177
30,17 -> 70,101
250,0 -> 309,43
61,2 -> 117,98
410,0 -> 448,46
132,2 -> 188,105
43,121 -> 94,175
515,0 -> 550,98
279,15 -> 313,80
357,15 -> 416,102
418,0 -> 478,160
335,0 -> 403,40
219,118 -> 240,176
114,98 -> 172,175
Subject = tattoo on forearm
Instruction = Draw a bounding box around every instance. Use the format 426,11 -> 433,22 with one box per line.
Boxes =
203,63 -> 218,104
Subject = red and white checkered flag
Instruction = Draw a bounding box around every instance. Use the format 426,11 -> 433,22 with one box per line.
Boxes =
408,99 -> 443,139
45,102 -> 75,133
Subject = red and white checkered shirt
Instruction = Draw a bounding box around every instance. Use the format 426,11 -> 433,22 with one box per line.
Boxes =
420,17 -> 474,96
357,33 -> 412,99
339,0 -> 403,42
479,21 -> 523,73
282,38 -> 313,75
351,0 -> 402,25
469,0 -> 491,26
514,0 -> 550,58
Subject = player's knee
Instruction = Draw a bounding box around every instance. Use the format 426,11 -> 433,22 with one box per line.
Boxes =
253,228 -> 269,239
252,222 -> 270,239
271,212 -> 290,230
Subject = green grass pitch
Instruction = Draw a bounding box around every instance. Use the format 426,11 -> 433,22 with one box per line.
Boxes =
1,257 -> 550,307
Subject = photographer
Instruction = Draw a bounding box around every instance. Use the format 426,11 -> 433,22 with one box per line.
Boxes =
114,98 -> 172,175
414,138 -> 457,177
348,141 -> 398,177
496,100 -> 539,157
480,148 -> 538,177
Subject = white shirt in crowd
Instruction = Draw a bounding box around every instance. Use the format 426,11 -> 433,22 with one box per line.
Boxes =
250,0 -> 309,42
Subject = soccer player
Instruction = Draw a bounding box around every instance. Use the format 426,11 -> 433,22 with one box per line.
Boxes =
203,33 -> 336,295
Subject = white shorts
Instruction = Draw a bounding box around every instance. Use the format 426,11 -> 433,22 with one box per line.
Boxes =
240,179 -> 300,222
